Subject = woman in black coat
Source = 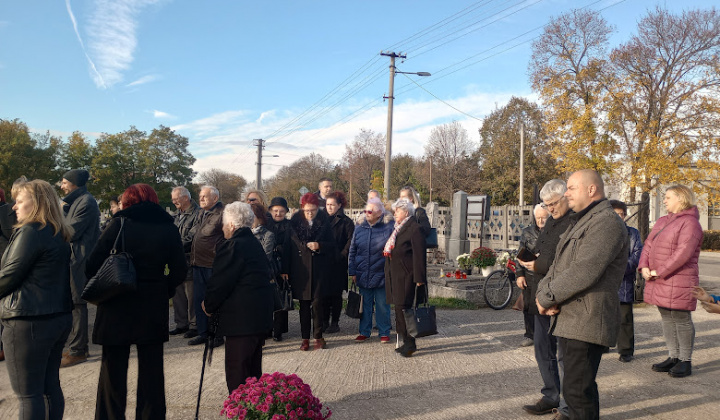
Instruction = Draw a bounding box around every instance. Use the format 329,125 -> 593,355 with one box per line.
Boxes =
281,193 -> 336,351
268,197 -> 292,342
323,191 -> 354,333
86,184 -> 187,420
384,198 -> 426,357
399,185 -> 431,237
203,202 -> 275,393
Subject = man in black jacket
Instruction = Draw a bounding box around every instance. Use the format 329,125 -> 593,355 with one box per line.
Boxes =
60,169 -> 100,368
170,186 -> 202,338
189,185 -> 225,347
518,179 -> 573,419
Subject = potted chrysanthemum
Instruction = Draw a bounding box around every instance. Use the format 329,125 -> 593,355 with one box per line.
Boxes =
456,253 -> 473,274
470,246 -> 497,276
221,372 -> 331,420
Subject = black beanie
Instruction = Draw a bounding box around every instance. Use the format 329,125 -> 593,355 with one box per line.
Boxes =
63,169 -> 90,187
269,196 -> 289,212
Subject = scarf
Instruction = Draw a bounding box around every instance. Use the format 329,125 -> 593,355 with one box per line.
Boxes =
383,216 -> 410,256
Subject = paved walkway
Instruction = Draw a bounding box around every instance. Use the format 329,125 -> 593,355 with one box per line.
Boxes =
1,253 -> 720,419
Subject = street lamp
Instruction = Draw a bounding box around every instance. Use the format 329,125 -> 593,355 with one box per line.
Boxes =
383,59 -> 430,201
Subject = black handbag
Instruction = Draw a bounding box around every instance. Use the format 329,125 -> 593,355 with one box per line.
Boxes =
345,283 -> 362,319
403,284 -> 438,338
82,217 -> 137,305
278,278 -> 294,311
425,227 -> 438,249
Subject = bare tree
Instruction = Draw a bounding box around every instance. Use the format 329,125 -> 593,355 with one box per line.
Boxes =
423,121 -> 478,205
264,153 -> 337,207
339,128 -> 385,205
198,169 -> 247,203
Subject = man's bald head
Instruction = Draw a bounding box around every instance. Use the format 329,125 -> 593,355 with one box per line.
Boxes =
565,169 -> 605,212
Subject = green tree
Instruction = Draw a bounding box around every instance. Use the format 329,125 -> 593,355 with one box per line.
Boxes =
0,119 -> 61,194
58,131 -> 94,172
476,97 -> 560,205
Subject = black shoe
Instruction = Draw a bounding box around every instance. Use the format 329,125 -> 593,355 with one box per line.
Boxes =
522,398 -> 559,415
210,337 -> 225,348
398,342 -> 417,358
669,361 -> 692,378
619,354 -> 634,363
188,336 -> 207,346
169,327 -> 189,336
273,335 -> 283,342
325,322 -> 340,334
652,357 -> 679,372
183,329 -> 199,339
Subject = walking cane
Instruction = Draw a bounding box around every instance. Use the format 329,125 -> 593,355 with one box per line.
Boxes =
195,312 -> 220,420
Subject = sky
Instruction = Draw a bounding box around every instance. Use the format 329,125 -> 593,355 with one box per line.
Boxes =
0,0 -> 717,184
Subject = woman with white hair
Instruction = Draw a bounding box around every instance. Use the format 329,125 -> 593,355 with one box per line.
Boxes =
384,198 -> 426,357
202,202 -> 276,393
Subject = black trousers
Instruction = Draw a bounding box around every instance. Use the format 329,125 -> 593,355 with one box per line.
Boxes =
323,294 -> 343,325
273,310 -> 289,338
2,313 -> 72,420
559,337 -> 605,420
95,343 -> 165,420
393,304 -> 415,345
225,334 -> 265,393
617,303 -> 634,356
523,309 -> 535,339
299,298 -> 324,339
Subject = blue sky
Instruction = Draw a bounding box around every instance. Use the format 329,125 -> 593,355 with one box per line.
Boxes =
0,0 -> 716,183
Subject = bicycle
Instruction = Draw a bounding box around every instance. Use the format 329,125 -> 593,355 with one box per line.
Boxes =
483,258 -> 518,310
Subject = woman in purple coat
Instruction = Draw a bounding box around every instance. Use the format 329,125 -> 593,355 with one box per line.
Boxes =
639,185 -> 703,378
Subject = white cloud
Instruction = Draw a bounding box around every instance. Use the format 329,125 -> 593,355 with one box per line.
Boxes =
66,0 -> 160,89
127,74 -> 160,87
152,109 -> 176,119
176,89 -> 525,183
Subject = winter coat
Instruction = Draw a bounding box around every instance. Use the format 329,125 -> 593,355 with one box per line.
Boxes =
63,186 -> 101,303
385,217 -> 427,307
190,202 -> 225,268
414,207 -> 432,238
204,227 -> 275,337
269,217 -> 291,280
282,210 -> 336,300
639,206 -> 702,311
537,200 -> 628,347
174,200 -> 202,281
0,223 -> 73,319
313,191 -> 327,211
523,211 -> 572,316
0,203 -> 16,258
252,225 -> 278,277
327,210 -> 355,294
349,218 -> 395,289
618,226 -> 643,304
86,202 -> 187,346
515,224 -> 540,312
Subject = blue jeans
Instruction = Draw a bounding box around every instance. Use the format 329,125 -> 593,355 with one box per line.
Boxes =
193,266 -> 213,338
358,286 -> 391,338
2,313 -> 72,420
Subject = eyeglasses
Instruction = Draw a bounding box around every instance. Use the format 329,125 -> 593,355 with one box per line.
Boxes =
364,210 -> 374,214
247,198 -> 258,203
541,197 -> 564,210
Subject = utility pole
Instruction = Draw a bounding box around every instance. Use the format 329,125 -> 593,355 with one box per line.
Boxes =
382,51 -> 405,201
519,123 -> 525,206
254,139 -> 264,190
429,156 -> 433,203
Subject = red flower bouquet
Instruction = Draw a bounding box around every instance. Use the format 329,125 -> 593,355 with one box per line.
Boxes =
222,372 -> 332,420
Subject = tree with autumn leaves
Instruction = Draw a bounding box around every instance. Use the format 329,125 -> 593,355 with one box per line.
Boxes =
531,7 -> 720,201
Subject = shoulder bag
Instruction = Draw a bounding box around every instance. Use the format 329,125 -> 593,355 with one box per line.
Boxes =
82,217 -> 137,305
403,284 -> 438,338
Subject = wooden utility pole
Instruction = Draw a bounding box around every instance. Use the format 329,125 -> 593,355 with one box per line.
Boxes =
519,123 -> 525,206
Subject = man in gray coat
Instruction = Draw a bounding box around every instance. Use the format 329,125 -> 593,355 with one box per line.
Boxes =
536,169 -> 628,420
60,169 -> 101,368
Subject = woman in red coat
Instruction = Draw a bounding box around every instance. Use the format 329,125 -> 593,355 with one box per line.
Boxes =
639,185 -> 703,378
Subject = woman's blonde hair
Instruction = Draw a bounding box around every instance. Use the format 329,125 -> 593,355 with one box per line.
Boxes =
666,185 -> 696,211
12,179 -> 71,241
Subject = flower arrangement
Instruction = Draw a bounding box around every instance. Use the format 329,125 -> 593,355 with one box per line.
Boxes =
495,251 -> 511,268
222,372 -> 331,420
456,253 -> 472,270
470,246 -> 497,268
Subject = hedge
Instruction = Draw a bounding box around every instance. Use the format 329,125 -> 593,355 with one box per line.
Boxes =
702,230 -> 720,250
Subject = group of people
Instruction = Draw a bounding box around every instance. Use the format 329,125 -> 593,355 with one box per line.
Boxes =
0,171 -> 434,419
514,171 -> 705,420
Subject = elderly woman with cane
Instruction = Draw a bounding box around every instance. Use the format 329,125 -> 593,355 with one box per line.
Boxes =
203,202 -> 275,393
384,198 -> 426,357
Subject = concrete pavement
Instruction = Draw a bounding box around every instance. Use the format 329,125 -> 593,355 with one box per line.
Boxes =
1,253 -> 720,419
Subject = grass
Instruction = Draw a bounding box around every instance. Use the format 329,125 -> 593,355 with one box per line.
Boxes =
427,297 -> 479,309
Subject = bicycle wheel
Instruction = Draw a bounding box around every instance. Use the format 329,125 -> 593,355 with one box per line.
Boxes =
483,270 -> 513,310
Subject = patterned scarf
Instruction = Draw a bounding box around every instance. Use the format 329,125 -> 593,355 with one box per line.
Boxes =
383,216 -> 410,256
